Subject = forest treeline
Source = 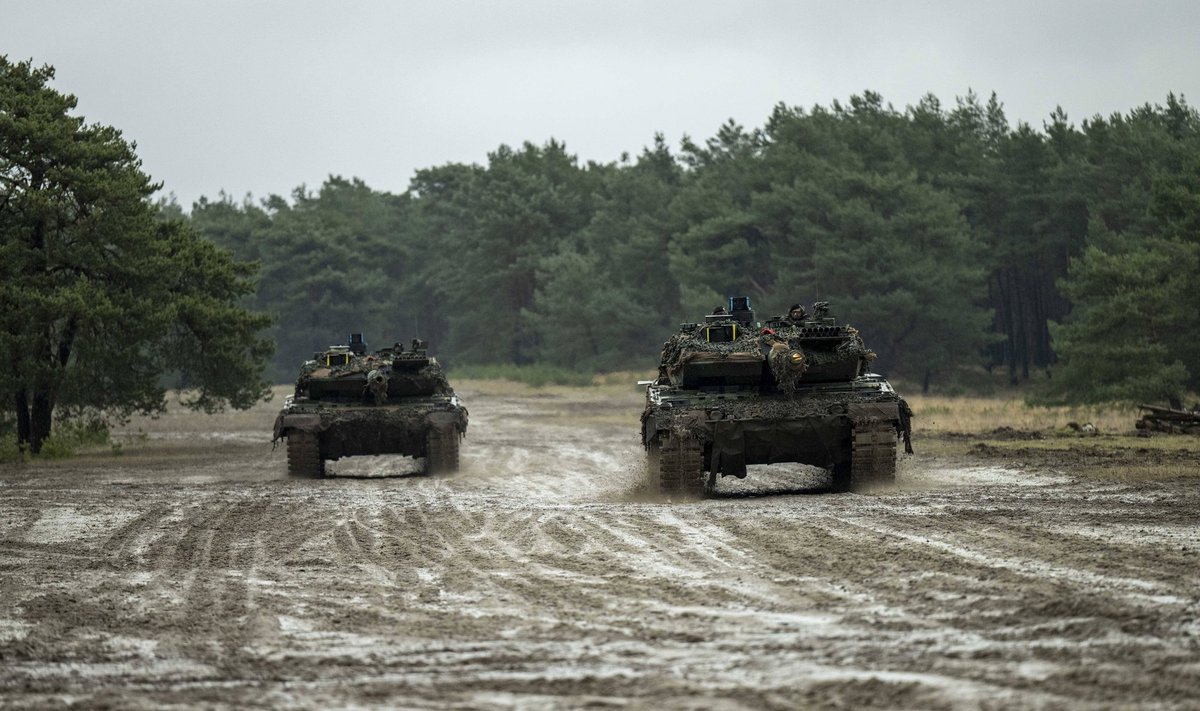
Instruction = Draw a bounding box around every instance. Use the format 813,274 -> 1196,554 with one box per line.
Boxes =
188,91 -> 1200,404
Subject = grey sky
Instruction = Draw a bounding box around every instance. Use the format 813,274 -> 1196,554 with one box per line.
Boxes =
3,1 -> 1198,208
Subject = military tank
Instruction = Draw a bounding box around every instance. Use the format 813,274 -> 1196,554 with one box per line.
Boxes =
641,297 -> 912,495
272,334 -> 468,477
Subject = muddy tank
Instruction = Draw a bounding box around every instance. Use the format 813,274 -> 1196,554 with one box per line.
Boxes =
641,297 -> 912,495
272,334 -> 468,477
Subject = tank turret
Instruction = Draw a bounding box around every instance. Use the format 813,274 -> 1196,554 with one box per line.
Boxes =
655,297 -> 877,392
297,334 -> 452,403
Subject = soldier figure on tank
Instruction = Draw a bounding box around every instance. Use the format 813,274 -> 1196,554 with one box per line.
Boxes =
641,297 -> 912,495
273,333 -> 468,477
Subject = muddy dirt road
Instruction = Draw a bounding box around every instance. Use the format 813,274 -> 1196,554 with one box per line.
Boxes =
2,384 -> 1198,709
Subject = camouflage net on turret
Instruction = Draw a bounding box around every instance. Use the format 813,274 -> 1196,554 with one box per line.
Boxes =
658,321 -> 877,393
771,324 -> 876,367
296,358 -> 453,399
766,340 -> 807,393
657,327 -> 763,381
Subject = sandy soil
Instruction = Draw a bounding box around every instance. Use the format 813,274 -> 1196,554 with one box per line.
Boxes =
1,384 -> 1198,709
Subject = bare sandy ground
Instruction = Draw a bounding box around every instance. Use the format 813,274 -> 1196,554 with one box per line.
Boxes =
1,384 -> 1198,709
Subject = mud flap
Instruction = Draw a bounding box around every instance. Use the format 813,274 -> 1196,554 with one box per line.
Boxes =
711,421 -> 747,479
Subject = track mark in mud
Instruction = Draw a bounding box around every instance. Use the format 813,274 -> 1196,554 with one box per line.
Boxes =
3,389 -> 1200,709
830,513 -> 1187,605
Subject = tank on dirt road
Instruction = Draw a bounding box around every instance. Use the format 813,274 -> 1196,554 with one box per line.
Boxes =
641,297 -> 912,495
273,334 -> 468,477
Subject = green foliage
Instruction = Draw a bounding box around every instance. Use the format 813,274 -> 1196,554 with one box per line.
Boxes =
1048,238 -> 1198,404
414,141 -> 599,365
36,418 -> 111,460
191,179 -> 417,382
0,56 -> 273,454
181,87 -> 1200,406
1046,103 -> 1200,406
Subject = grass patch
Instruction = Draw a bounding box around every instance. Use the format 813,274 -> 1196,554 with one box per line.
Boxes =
907,393 -> 1136,435
931,431 -> 1200,481
1085,463 -> 1200,482
0,418 -> 117,462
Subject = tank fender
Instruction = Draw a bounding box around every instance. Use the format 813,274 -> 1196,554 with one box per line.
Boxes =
645,410 -> 707,446
272,412 -> 325,443
847,402 -> 899,424
428,409 -> 468,435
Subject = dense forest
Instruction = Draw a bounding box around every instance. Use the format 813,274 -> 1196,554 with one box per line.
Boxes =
187,91 -> 1200,404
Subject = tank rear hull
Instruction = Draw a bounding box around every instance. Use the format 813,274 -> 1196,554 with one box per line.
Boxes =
642,377 -> 907,494
274,399 -> 467,468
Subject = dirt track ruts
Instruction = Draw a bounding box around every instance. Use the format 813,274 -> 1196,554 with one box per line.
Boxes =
1,384 -> 1198,709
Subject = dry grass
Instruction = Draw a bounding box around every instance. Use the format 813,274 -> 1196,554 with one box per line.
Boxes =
1085,463 -> 1200,481
111,381 -> 1151,439
906,393 -> 1137,435
116,385 -> 287,436
21,381 -> 1197,484
456,372 -> 652,401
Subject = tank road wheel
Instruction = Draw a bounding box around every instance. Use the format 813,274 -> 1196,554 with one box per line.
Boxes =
657,432 -> 706,498
287,431 -> 324,478
426,427 -> 460,475
833,421 -> 897,492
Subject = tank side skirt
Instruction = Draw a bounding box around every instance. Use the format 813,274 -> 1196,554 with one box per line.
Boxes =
849,417 -> 898,488
286,431 -> 324,478
425,425 -> 460,474
655,430 -> 705,496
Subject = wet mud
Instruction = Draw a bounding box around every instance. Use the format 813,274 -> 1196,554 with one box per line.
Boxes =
1,385 -> 1198,709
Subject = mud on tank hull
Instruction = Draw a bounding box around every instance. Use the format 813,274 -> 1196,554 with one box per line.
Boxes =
273,397 -> 468,478
641,375 -> 908,496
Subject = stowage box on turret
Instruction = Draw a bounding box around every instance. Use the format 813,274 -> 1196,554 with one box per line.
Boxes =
273,334 -> 468,477
641,297 -> 912,495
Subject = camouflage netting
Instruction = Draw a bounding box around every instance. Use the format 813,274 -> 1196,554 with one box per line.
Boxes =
662,390 -> 901,424
273,402 -> 469,443
297,358 -> 453,399
767,340 -> 807,393
388,363 -> 454,397
645,389 -> 912,452
657,322 -> 877,390
771,324 -> 876,368
315,405 -> 467,434
657,327 -> 763,380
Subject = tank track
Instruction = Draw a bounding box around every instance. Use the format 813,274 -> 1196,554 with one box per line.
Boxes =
426,427 -> 460,475
655,432 -> 706,497
286,431 -> 325,478
846,420 -> 897,491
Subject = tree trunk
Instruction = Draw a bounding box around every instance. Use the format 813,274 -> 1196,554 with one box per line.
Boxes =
922,369 -> 932,394
30,390 -> 54,455
15,392 -> 31,455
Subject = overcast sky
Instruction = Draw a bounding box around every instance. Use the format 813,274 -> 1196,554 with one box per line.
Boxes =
3,1 -> 1198,208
